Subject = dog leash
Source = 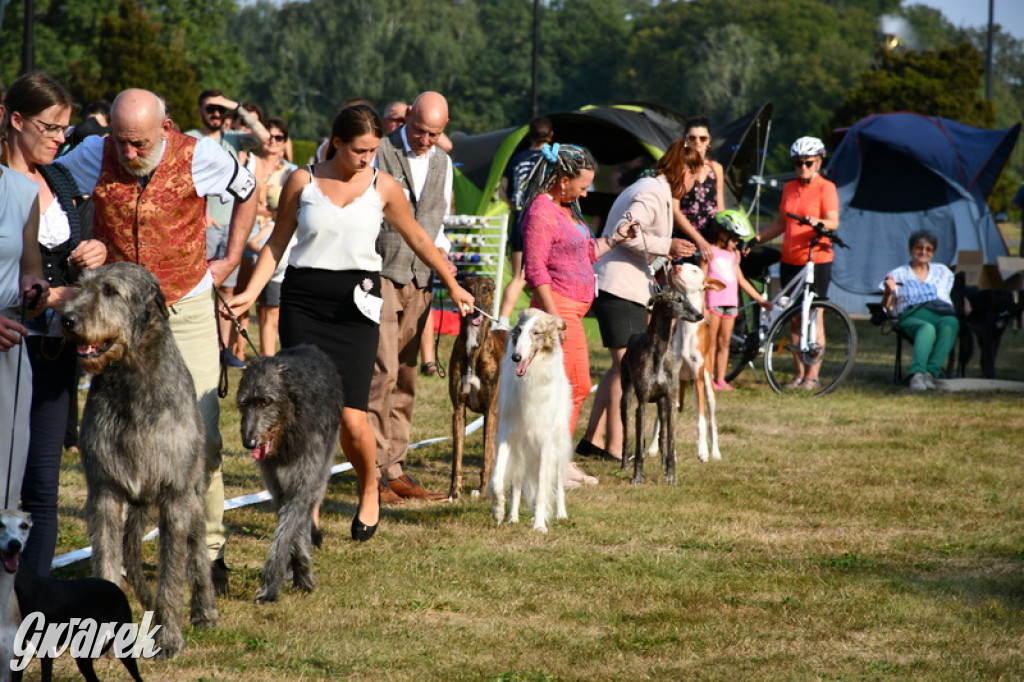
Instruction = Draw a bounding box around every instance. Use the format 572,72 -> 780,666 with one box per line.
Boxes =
213,288 -> 260,398
623,211 -> 669,295
6,284 -> 43,508
473,305 -> 510,331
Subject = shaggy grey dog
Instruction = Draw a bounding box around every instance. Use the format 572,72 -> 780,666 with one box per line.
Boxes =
237,344 -> 343,604
61,262 -> 218,658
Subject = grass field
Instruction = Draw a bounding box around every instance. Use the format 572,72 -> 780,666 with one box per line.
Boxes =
38,305 -> 1024,680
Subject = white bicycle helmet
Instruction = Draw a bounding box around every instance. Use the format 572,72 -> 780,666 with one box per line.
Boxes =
790,136 -> 826,158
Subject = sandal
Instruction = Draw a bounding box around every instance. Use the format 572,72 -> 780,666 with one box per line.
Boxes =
420,361 -> 445,378
801,378 -> 821,391
783,377 -> 804,389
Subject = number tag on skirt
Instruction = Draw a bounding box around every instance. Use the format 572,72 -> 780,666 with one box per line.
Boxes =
354,277 -> 383,324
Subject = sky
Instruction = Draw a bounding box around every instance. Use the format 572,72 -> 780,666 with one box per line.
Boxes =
914,0 -> 1024,41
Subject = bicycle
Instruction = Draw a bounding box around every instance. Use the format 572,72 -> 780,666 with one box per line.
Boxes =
724,214 -> 857,396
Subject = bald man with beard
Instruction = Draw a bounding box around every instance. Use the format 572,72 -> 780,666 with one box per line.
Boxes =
56,88 -> 258,591
369,91 -> 456,503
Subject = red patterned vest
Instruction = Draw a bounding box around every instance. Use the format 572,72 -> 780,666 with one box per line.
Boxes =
92,131 -> 208,305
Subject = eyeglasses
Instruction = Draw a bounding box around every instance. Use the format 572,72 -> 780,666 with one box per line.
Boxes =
793,159 -> 817,169
269,134 -> 287,142
204,104 -> 228,115
686,134 -> 709,143
26,117 -> 67,139
913,244 -> 935,253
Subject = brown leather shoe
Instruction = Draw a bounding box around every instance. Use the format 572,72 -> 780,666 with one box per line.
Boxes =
388,474 -> 447,501
379,478 -> 406,506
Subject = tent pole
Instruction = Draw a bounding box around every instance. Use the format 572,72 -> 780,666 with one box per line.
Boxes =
531,0 -> 540,118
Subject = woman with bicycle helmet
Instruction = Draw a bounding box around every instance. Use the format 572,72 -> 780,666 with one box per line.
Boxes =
755,136 -> 840,390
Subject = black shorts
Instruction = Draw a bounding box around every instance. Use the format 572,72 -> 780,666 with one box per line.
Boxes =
780,261 -> 831,301
593,291 -> 648,348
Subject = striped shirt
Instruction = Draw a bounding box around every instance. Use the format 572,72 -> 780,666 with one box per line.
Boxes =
879,262 -> 955,317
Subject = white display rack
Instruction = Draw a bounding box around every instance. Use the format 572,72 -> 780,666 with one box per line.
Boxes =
433,214 -> 508,318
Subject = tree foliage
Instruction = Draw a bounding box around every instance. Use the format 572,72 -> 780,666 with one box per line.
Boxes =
831,44 -> 995,130
1,0 -> 1021,182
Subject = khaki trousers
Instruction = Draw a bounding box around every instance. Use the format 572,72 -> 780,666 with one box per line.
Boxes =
168,291 -> 225,561
368,279 -> 431,480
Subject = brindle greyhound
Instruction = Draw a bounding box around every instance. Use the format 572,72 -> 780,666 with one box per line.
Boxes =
448,275 -> 507,500
620,288 -> 703,485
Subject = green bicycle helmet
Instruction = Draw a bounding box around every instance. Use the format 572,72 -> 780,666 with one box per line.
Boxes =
712,209 -> 755,241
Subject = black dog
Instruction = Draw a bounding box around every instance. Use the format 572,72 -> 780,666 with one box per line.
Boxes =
960,287 -> 1017,378
7,509 -> 143,682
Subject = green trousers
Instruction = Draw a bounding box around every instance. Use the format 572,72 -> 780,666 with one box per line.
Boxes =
898,306 -> 960,377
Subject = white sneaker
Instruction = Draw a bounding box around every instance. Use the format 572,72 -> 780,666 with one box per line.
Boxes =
909,372 -> 928,391
924,373 -> 937,390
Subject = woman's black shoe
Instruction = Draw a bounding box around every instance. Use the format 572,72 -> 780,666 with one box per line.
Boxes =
575,438 -> 622,462
351,514 -> 378,542
351,491 -> 380,542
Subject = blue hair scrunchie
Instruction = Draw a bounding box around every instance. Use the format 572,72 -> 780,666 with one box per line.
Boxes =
540,142 -> 560,163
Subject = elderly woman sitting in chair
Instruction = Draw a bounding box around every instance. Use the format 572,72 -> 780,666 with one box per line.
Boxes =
880,229 -> 960,391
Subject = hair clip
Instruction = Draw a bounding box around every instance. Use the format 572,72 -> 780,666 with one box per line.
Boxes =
541,142 -> 560,163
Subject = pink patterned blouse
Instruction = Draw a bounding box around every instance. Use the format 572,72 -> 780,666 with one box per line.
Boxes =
522,193 -> 601,304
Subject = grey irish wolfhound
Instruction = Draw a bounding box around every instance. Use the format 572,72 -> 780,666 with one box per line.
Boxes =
61,262 -> 218,658
236,344 -> 343,604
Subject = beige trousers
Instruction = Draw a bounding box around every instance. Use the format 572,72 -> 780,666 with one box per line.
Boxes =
168,291 -> 225,561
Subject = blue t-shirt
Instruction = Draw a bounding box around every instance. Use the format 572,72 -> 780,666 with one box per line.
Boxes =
507,149 -> 543,216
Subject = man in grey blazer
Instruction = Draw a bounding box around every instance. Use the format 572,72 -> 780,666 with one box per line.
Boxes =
369,91 -> 454,503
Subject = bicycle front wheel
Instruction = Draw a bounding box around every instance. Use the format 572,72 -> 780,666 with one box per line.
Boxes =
762,300 -> 856,395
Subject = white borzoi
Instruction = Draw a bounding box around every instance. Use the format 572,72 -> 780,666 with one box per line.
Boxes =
489,308 -> 571,532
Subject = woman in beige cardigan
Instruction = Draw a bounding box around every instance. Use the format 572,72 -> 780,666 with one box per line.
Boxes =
576,139 -> 696,461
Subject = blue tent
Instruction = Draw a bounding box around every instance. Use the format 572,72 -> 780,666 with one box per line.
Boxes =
826,112 -> 1020,314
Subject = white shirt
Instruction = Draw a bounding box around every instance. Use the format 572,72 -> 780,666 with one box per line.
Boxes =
374,128 -> 452,252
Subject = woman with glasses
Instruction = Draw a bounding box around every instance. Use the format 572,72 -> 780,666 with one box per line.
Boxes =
246,117 -> 298,356
755,136 -> 840,391
674,116 -> 725,262
0,72 -> 106,574
880,231 -> 959,391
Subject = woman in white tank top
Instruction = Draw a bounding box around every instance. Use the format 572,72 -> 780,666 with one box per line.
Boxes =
226,104 -> 473,542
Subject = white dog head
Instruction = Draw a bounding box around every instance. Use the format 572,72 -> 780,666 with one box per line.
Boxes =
507,308 -> 566,377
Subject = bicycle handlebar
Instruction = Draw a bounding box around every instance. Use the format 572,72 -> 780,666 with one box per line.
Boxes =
785,212 -> 849,249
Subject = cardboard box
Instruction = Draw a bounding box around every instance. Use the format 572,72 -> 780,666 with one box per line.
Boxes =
997,256 -> 1024,290
957,251 -> 1024,290
956,251 -> 1002,289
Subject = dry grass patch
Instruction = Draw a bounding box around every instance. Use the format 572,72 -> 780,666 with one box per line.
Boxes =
42,319 -> 1024,680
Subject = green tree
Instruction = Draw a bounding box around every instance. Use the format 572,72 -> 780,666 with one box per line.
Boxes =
831,43 -> 995,130
71,0 -> 200,130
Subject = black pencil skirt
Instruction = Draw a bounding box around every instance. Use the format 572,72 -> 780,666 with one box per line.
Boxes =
279,266 -> 380,411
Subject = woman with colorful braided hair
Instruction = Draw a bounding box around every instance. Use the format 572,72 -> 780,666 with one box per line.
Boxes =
673,116 -> 725,262
520,142 -> 635,488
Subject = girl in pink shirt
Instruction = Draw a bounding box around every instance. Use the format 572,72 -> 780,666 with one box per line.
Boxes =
702,211 -> 771,391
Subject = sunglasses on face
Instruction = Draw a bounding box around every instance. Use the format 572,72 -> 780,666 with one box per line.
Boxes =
687,134 -> 709,143
204,104 -> 228,115
913,244 -> 935,253
793,159 -> 817,169
269,134 -> 287,142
